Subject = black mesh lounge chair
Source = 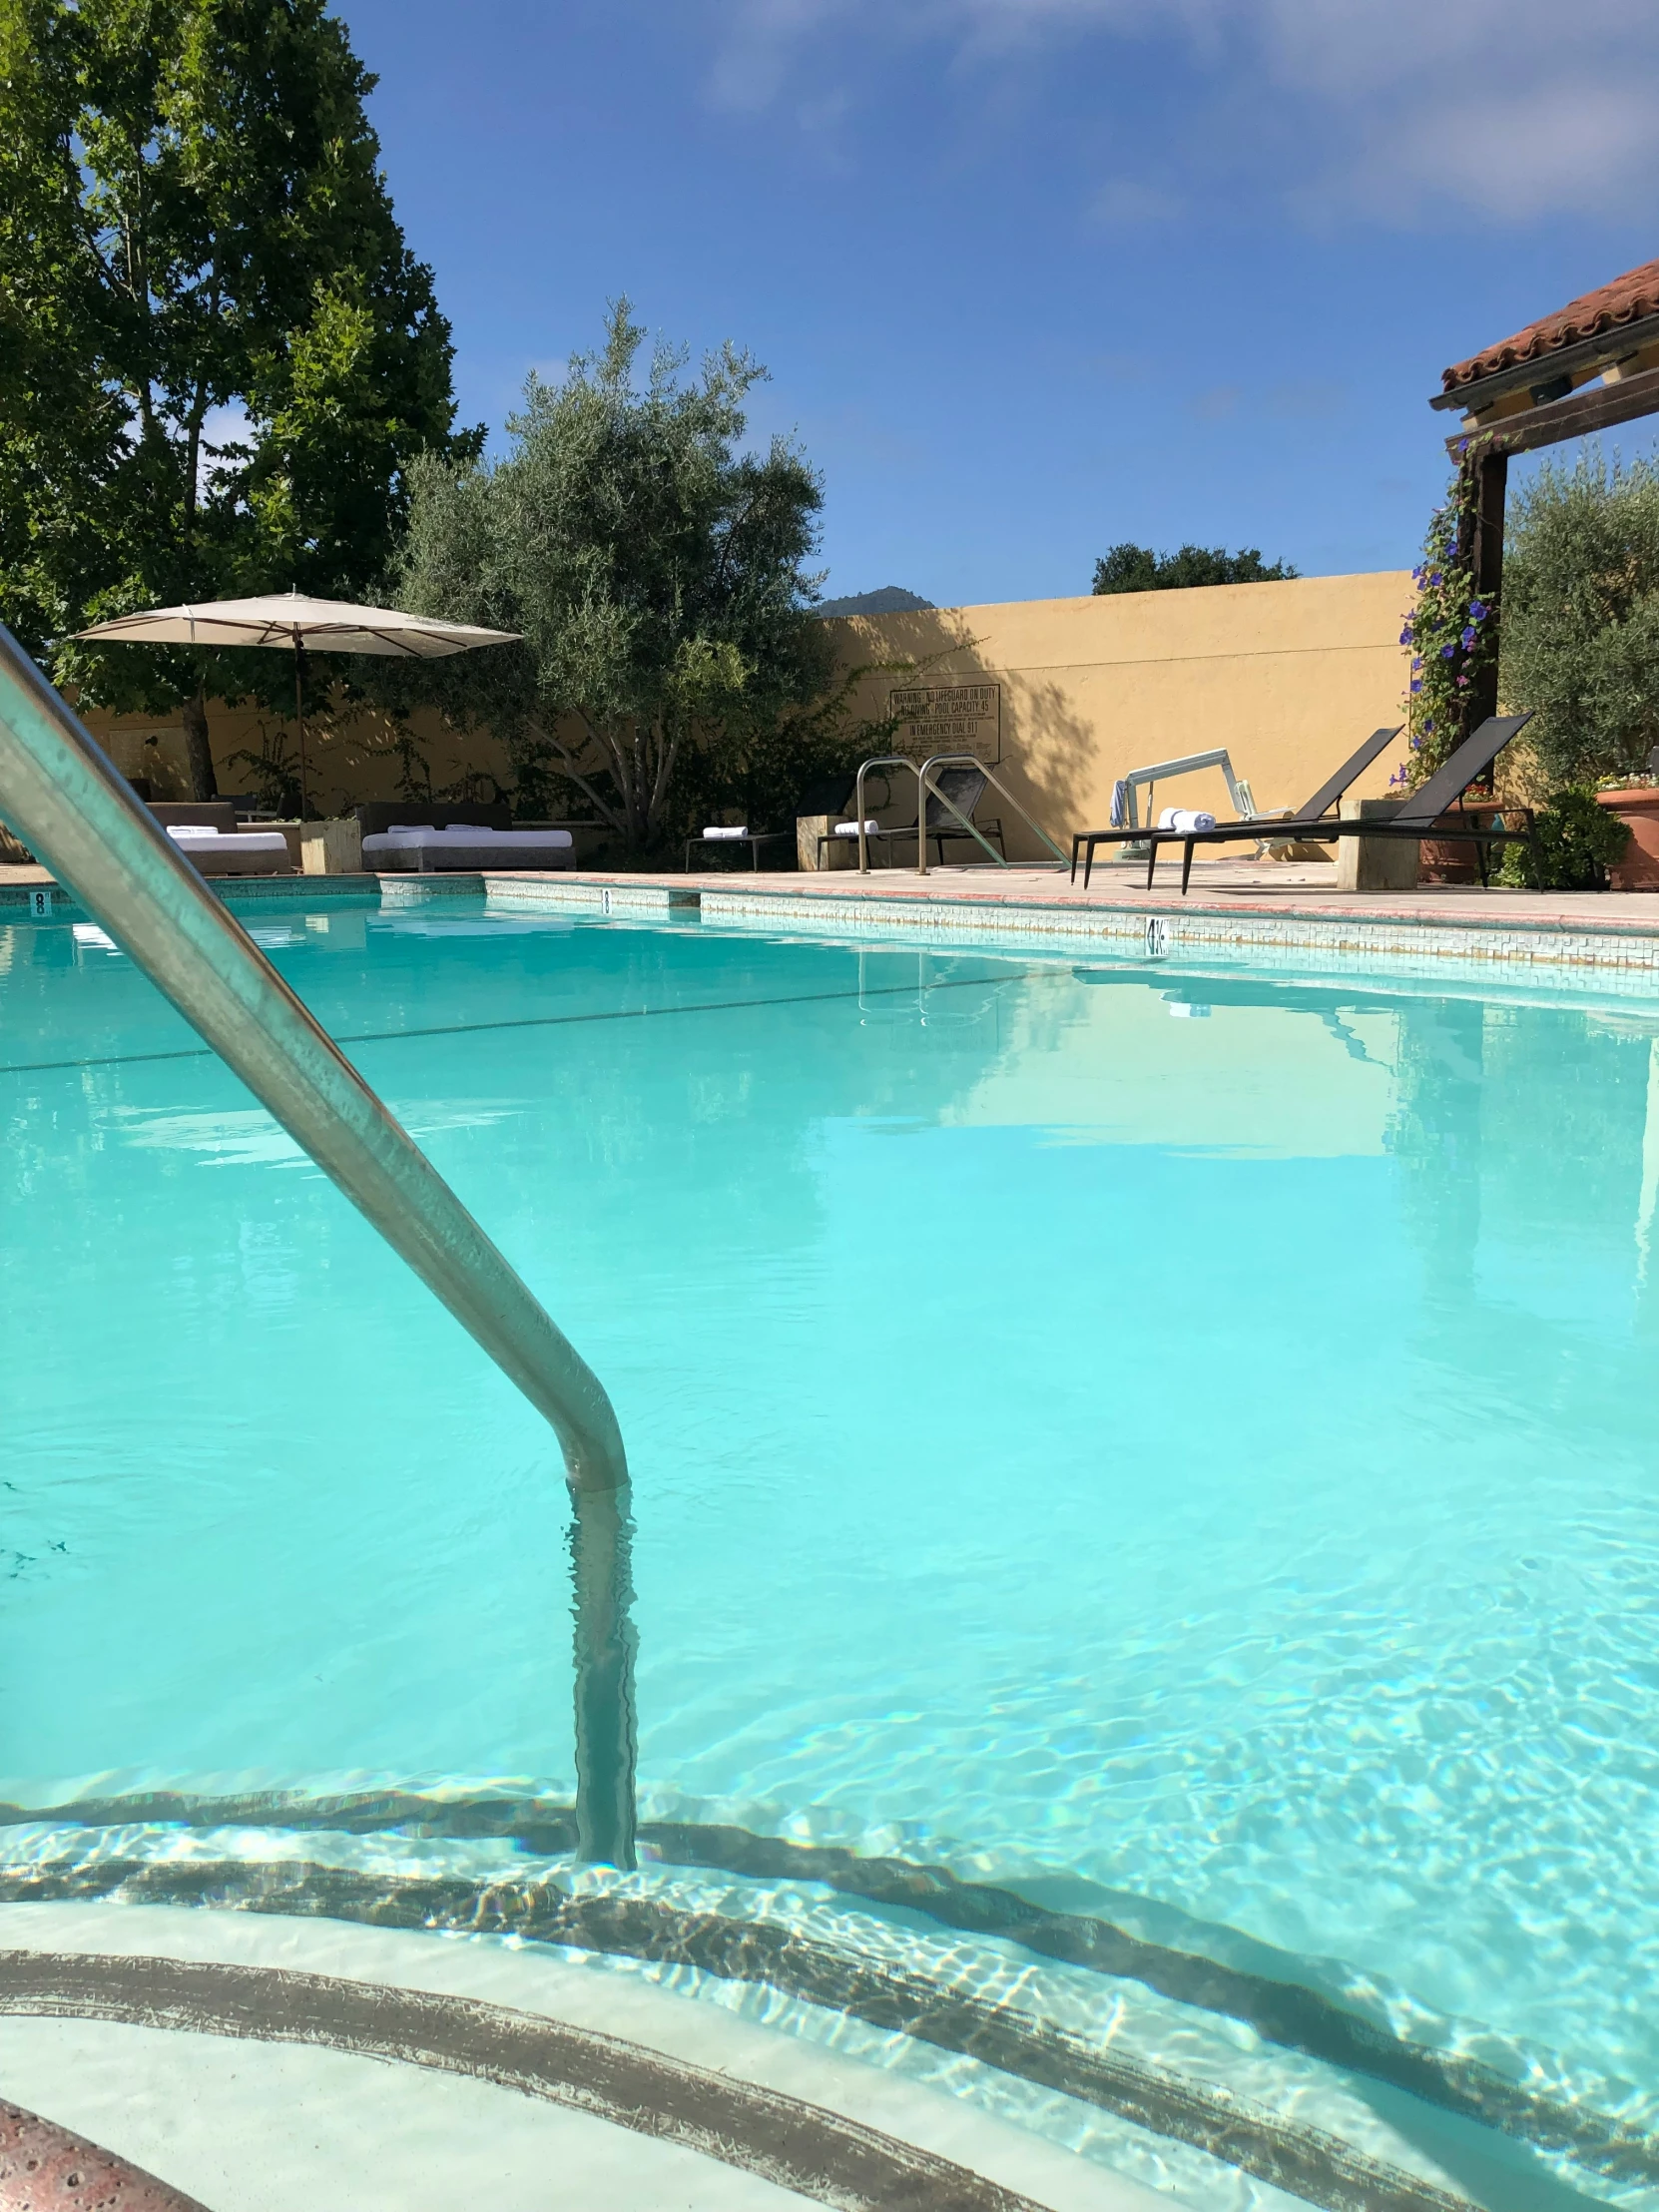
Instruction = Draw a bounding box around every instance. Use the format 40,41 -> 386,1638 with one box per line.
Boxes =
1320,712 -> 1537,886
1072,725 -> 1402,890
1078,716 -> 1536,892
825,765 -> 1006,868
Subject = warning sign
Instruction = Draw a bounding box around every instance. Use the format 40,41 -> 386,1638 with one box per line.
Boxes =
888,681 -> 1002,765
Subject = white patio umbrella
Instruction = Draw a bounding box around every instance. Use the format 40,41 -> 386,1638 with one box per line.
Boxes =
77,590 -> 521,818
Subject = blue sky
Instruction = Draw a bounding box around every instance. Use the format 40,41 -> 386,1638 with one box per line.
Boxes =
335,0 -> 1659,609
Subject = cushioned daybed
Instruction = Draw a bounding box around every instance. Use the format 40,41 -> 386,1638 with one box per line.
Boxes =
165,824 -> 292,876
360,825 -> 575,872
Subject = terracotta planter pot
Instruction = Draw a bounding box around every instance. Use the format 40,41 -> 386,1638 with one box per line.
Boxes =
1418,803 -> 1508,885
1596,788 -> 1659,889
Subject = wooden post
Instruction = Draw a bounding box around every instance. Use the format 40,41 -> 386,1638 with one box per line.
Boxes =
1469,448 -> 1507,735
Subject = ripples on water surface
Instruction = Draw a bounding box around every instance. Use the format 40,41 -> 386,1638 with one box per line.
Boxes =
5,897 -> 1659,2204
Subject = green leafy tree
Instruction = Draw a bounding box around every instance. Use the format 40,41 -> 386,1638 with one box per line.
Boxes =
1499,449 -> 1659,788
1092,543 -> 1299,594
0,0 -> 471,798
387,303 -> 845,853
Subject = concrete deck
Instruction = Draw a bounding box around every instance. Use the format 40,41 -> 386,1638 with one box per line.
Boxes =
534,856 -> 1659,933
10,852 -> 1659,931
12,855 -> 1659,986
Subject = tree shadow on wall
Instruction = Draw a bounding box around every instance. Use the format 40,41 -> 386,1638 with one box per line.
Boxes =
831,611 -> 1092,860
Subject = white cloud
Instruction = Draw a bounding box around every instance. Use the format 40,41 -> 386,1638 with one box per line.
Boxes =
705,0 -> 1659,220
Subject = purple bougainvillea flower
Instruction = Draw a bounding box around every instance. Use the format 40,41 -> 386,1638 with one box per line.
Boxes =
1399,629 -> 1412,645
1440,643 -> 1456,659
1456,674 -> 1469,687
1412,656 -> 1422,669
1428,571 -> 1443,587
1410,678 -> 1422,692
1460,626 -> 1476,648
1468,601 -> 1486,620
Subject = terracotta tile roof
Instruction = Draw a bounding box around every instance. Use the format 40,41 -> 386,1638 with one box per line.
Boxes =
1441,257 -> 1659,393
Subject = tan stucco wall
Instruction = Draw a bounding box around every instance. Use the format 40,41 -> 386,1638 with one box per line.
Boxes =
825,573 -> 1415,859
76,696 -> 514,815
72,570 -> 1413,848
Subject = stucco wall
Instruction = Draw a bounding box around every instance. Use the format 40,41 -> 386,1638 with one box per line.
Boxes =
825,573 -> 1415,860
72,570 -> 1414,852
76,695 -> 513,815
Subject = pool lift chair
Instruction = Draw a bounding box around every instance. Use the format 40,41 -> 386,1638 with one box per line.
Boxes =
844,753 -> 1069,874
1071,745 -> 1266,890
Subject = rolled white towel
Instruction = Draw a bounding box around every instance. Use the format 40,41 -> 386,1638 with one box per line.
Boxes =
1156,807 -> 1216,832
166,824 -> 222,839
702,825 -> 750,840
832,820 -> 881,836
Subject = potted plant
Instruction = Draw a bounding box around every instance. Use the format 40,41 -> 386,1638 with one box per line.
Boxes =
1594,762 -> 1659,887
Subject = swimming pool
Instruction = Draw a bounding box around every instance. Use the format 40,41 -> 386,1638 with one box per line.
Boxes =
5,894 -> 1659,2209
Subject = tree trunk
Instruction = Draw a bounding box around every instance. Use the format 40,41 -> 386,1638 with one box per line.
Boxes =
181,687 -> 218,800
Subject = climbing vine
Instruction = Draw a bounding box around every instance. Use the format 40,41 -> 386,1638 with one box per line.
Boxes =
1397,458 -> 1496,786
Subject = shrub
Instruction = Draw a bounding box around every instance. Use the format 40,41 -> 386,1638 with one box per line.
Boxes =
1495,787 -> 1630,890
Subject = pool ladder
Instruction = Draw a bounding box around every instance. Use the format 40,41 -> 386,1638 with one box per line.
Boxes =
0,624 -> 638,1868
853,752 -> 1069,873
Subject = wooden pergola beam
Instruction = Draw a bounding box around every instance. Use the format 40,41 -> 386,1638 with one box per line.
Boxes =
1443,359 -> 1659,459
1429,259 -> 1659,748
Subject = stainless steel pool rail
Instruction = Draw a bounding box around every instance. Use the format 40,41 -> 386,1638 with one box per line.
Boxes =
914,753 -> 1069,875
851,751 -> 1068,874
852,754 -> 921,875
0,624 -> 637,1869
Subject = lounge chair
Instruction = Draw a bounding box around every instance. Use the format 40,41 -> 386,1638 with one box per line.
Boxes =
149,803 -> 291,875
823,764 -> 1006,868
685,825 -> 796,870
352,801 -> 573,873
1072,726 -> 1402,890
360,824 -> 574,872
1320,713 -> 1537,885
1085,714 -> 1534,893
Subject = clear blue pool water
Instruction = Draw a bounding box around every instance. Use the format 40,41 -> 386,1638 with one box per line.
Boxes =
5,894 -> 1659,2200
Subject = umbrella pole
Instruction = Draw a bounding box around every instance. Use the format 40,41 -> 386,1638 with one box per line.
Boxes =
293,643 -> 308,821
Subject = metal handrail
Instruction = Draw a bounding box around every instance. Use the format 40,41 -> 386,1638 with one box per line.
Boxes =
915,753 -> 1069,875
0,624 -> 637,1868
854,754 -> 922,875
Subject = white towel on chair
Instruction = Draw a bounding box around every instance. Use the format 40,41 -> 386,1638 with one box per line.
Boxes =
832,820 -> 880,836
702,826 -> 750,840
1157,808 -> 1216,832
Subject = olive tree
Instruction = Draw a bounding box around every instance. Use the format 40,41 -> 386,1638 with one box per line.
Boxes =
1501,449 -> 1659,786
389,303 -> 850,852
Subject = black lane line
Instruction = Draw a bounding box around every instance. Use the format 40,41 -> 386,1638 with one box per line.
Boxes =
0,1948 -> 1044,2212
4,1789 -> 1641,2190
0,970 -> 1025,1080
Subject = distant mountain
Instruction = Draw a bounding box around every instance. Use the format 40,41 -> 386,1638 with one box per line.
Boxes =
814,586 -> 936,618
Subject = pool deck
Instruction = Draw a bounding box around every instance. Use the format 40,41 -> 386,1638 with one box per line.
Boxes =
11,855 -> 1659,980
